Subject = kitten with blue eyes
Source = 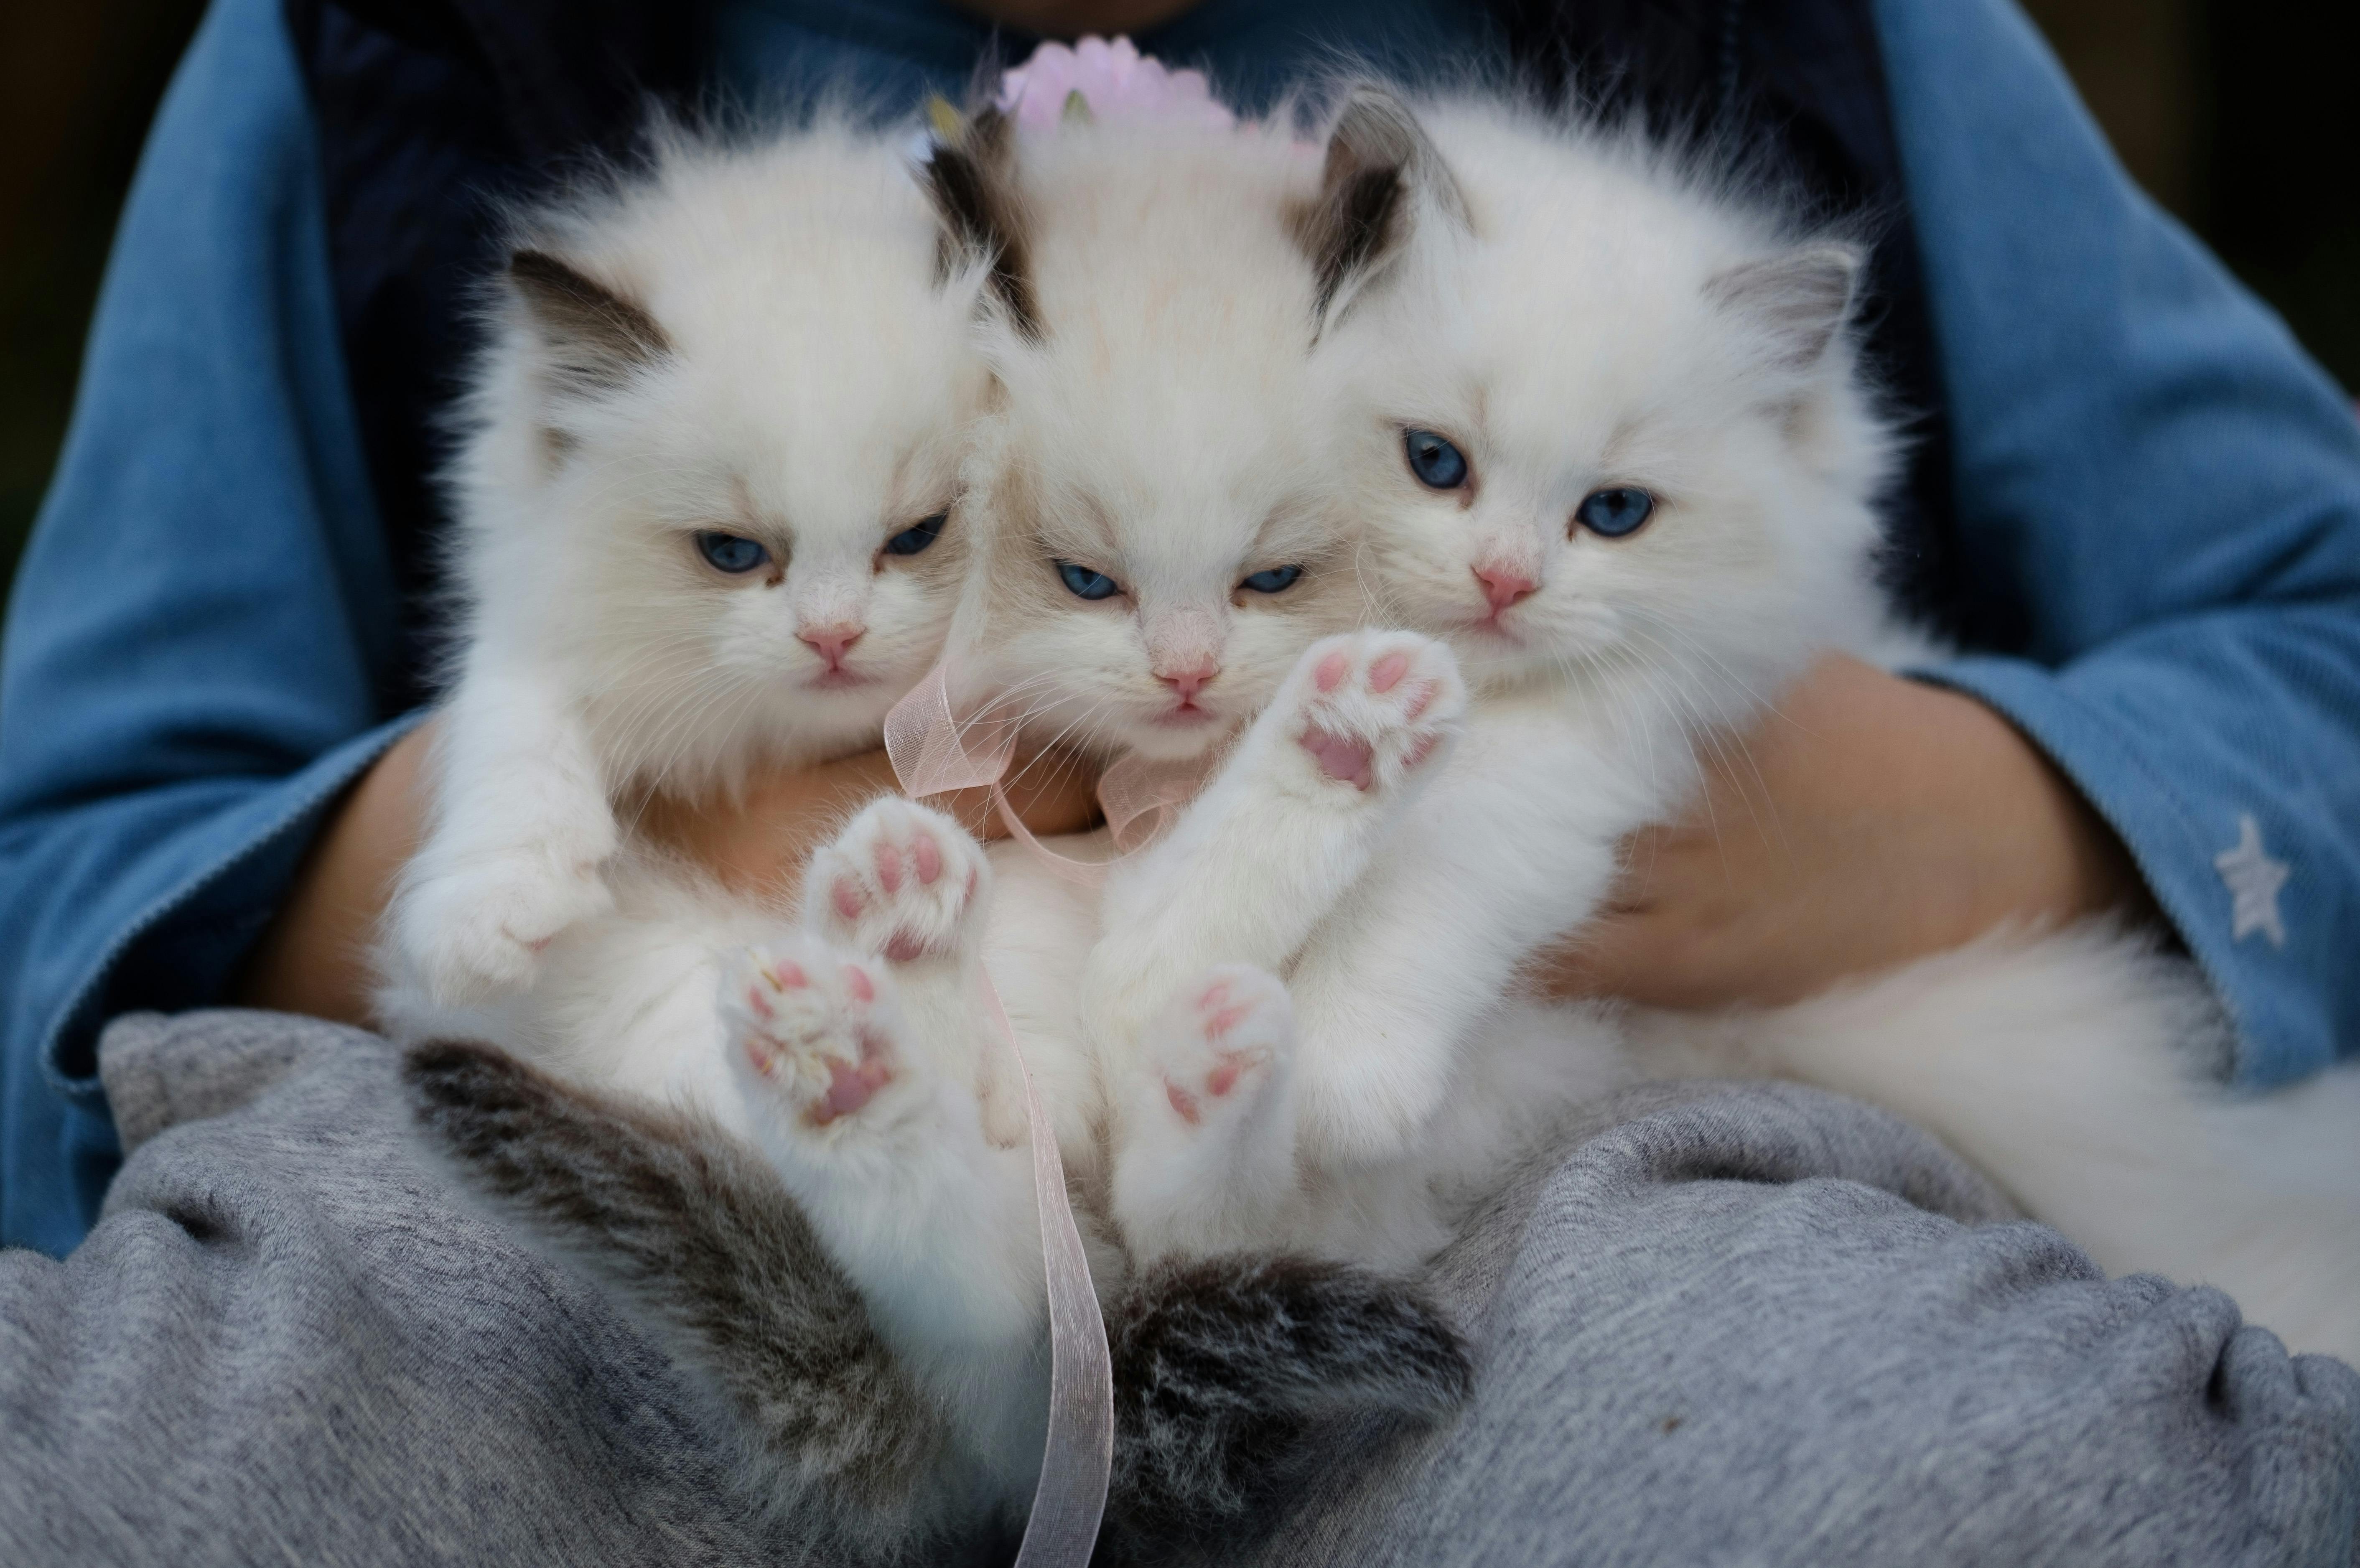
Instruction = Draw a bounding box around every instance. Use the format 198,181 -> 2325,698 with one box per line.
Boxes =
1112,87 -> 2360,1358
679,103 -> 1443,1524
1062,87 -> 1892,1267
376,118 -> 997,1077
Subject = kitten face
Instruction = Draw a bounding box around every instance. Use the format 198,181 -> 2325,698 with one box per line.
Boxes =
537,334 -> 977,778
459,125 -> 993,792
1316,98 -> 1892,716
964,345 -> 1364,764
944,123 -> 1368,763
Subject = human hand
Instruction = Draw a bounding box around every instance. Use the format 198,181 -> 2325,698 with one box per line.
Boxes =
1542,654 -> 2154,1009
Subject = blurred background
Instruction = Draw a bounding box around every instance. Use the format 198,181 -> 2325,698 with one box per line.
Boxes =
2,0 -> 2355,603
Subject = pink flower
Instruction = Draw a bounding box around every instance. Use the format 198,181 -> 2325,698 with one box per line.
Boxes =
995,36 -> 1235,132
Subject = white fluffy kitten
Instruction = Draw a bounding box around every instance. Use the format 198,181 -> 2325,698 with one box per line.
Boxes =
1209,88 -> 2360,1360
1083,87 -> 1895,1265
378,120 -> 993,1095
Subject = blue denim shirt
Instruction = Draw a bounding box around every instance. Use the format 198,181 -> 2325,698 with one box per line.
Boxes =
5,0 -> 2358,1252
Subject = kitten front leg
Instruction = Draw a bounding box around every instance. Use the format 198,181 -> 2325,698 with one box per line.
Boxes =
390,667 -> 618,1005
1111,965 -> 1302,1262
1089,631 -> 1466,1047
1279,711 -> 1644,1168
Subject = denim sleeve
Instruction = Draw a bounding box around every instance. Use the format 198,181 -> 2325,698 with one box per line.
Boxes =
0,0 -> 414,1252
1872,0 -> 2360,1087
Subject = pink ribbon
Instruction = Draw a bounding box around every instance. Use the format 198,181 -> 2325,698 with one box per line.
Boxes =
884,662 -> 1209,880
977,973 -> 1111,1568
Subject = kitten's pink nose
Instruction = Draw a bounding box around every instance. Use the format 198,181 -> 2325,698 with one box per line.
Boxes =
1156,659 -> 1219,701
1474,564 -> 1538,615
799,622 -> 865,670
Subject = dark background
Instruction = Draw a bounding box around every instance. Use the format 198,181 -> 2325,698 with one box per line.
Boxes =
2,0 -> 2354,603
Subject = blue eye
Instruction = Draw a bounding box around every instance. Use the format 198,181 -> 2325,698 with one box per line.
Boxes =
1404,429 -> 1469,490
1056,560 -> 1121,601
1573,487 -> 1656,539
696,531 -> 771,573
884,514 -> 946,557
1240,565 -> 1302,594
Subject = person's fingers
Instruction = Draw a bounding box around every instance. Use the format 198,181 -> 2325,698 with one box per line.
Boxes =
1538,909 -> 1724,1008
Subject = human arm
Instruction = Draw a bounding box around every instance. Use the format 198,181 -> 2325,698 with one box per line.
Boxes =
1552,0 -> 2360,1089
0,0 -> 411,1253
1546,653 -> 2150,1008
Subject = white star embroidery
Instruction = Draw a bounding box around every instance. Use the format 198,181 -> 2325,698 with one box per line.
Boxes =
2213,814 -> 2290,949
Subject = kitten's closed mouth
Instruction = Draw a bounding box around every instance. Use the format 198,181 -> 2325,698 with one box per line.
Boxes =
1153,702 -> 1219,728
1464,613 -> 1527,644
804,668 -> 873,690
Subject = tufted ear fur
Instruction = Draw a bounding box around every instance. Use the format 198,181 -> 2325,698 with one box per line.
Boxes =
1296,84 -> 1470,334
1705,243 -> 1863,371
921,106 -> 1043,342
505,249 -> 672,395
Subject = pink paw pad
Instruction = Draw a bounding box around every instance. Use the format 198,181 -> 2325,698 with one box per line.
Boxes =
811,802 -> 984,963
1369,650 -> 1410,693
813,1041 -> 891,1125
1164,1049 -> 1258,1126
1301,728 -> 1376,789
1194,978 -> 1255,1040
1314,650 -> 1350,693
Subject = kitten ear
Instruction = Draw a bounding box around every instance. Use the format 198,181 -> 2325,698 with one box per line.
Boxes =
922,106 -> 1044,344
1706,244 -> 1862,371
1298,84 -> 1469,334
505,249 -> 672,394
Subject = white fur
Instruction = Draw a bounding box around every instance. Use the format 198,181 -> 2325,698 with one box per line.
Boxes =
874,92 -> 2360,1375
379,118 -> 991,1018
670,115 -> 1384,1519
1218,94 -> 2360,1360
1072,95 -> 1900,1267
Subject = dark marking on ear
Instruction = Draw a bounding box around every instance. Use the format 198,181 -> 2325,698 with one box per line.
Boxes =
922,106 -> 1043,342
1297,84 -> 1470,331
1706,244 -> 1863,369
507,249 -> 672,392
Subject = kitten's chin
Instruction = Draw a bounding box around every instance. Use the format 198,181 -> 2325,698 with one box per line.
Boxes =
1110,707 -> 1235,763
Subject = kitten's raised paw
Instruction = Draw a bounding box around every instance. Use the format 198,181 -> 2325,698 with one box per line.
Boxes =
1281,631 -> 1466,800
393,845 -> 616,1004
719,938 -> 914,1133
1145,965 -> 1294,1133
805,798 -> 990,962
